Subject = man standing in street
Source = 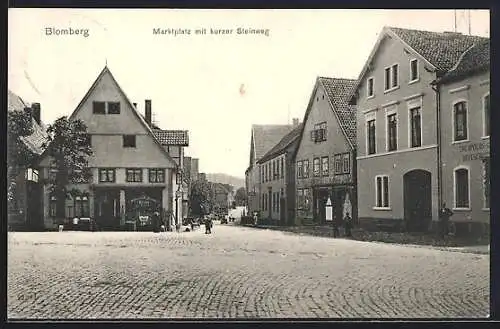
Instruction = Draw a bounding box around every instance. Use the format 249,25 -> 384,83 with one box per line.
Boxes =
344,212 -> 353,237
439,203 -> 453,238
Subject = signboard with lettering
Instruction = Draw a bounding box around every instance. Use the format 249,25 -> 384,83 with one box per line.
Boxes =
457,142 -> 489,162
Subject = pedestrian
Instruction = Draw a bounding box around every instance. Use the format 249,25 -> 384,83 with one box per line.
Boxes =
344,212 -> 353,237
332,216 -> 340,238
439,203 -> 453,238
152,212 -> 160,233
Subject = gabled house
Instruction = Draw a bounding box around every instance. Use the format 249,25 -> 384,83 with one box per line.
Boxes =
38,66 -> 182,230
432,39 -> 490,237
294,77 -> 357,226
348,26 -> 488,233
7,90 -> 48,230
245,123 -> 297,216
257,122 -> 302,226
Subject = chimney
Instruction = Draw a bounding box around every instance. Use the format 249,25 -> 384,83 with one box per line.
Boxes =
145,99 -> 152,125
133,102 -> 137,109
31,103 -> 41,124
292,118 -> 299,127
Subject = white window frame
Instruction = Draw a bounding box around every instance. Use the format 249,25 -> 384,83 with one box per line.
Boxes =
384,63 -> 400,93
365,112 -> 376,155
384,105 -> 398,152
409,58 -> 419,84
482,92 -> 490,138
367,77 -> 375,99
453,165 -> 471,211
407,96 -> 423,148
374,174 -> 390,210
451,99 -> 469,144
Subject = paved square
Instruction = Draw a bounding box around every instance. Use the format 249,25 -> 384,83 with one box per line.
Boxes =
8,224 -> 489,319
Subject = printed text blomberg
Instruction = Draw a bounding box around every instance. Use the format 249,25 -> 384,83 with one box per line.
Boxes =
45,27 -> 90,37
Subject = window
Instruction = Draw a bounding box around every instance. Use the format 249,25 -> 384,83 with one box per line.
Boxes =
483,158 -> 490,209
410,59 -> 419,82
93,101 -> 105,114
75,195 -> 90,218
483,94 -> 490,137
367,77 -> 374,97
281,158 -> 284,179
261,166 -> 264,183
262,194 -> 265,210
107,102 -> 120,114
297,189 -> 304,209
273,161 -> 276,180
367,119 -> 376,154
297,161 -> 303,178
276,192 -> 280,212
312,122 -> 327,142
123,135 -> 136,147
313,157 -> 320,177
410,107 -> 422,147
384,64 -> 399,91
321,156 -> 329,176
303,160 -> 309,178
334,154 -> 342,175
126,168 -> 143,182
375,175 -> 389,208
454,167 -> 469,209
342,153 -> 350,174
98,168 -> 115,183
149,168 -> 165,183
49,195 -> 57,217
453,101 -> 468,141
387,113 -> 397,151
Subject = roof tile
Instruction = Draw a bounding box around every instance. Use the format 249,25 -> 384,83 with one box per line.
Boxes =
439,39 -> 490,83
153,129 -> 189,146
318,77 -> 357,147
258,124 -> 302,163
252,124 -> 295,161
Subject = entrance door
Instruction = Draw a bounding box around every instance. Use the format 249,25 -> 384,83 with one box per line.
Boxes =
26,181 -> 43,230
403,170 -> 432,232
94,190 -> 120,230
333,188 -> 345,225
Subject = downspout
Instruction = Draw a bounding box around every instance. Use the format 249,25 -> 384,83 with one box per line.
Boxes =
431,79 -> 442,230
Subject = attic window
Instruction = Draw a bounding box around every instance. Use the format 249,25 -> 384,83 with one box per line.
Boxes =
93,101 -> 105,114
123,135 -> 136,148
108,102 -> 121,114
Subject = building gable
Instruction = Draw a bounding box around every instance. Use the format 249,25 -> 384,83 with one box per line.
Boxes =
39,66 -> 177,169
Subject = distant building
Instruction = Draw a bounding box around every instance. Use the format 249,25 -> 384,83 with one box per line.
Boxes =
198,172 -> 207,181
349,26 -> 488,235
294,77 -> 357,226
257,121 -> 302,225
7,90 -> 48,230
191,158 -> 199,181
245,123 -> 297,216
210,182 -> 233,212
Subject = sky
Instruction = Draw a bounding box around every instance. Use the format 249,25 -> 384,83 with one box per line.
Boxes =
8,9 -> 489,178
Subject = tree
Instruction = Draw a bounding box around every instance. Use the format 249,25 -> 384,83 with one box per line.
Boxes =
7,109 -> 36,206
234,187 -> 247,206
42,116 -> 93,222
189,179 -> 214,216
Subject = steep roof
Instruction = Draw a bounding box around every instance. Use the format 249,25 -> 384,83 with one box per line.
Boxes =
258,124 -> 303,163
63,66 -> 178,168
438,39 -> 490,84
7,90 -> 48,155
251,124 -> 295,162
389,27 -> 488,73
349,26 -> 488,103
319,77 -> 357,147
153,129 -> 189,146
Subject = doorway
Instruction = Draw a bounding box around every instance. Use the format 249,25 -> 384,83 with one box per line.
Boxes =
94,189 -> 120,230
26,181 -> 43,230
403,170 -> 432,232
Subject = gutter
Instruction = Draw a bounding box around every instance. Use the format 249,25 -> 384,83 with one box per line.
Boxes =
431,78 -> 442,220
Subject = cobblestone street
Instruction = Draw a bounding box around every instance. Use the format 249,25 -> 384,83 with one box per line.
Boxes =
8,223 -> 489,319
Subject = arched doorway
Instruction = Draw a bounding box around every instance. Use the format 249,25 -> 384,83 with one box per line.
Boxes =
403,170 -> 432,232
